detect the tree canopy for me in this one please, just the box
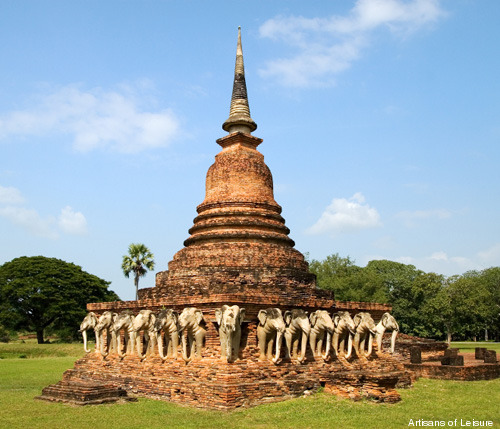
[122,243,155,300]
[0,256,119,343]
[309,253,500,342]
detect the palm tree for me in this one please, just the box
[122,243,155,300]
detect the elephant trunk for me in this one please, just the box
[93,328,99,352]
[322,331,331,361]
[332,331,340,357]
[390,329,398,354]
[226,330,233,363]
[136,332,147,360]
[82,329,90,353]
[353,333,361,358]
[272,331,283,364]
[367,333,373,356]
[298,331,308,363]
[181,334,191,363]
[345,333,353,359]
[157,332,167,361]
[117,332,126,358]
[100,330,109,357]
[376,330,384,353]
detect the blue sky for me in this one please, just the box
[1,0,499,301]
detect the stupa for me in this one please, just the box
[143,27,316,305]
[39,28,409,410]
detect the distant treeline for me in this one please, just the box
[308,254,500,342]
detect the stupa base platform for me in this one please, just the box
[35,377,136,406]
[54,353,410,410]
[405,353,500,381]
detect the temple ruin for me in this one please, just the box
[38,28,412,410]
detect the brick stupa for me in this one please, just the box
[142,28,316,305]
[39,28,408,410]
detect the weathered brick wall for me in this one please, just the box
[66,347,408,409]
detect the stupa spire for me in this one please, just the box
[222,27,257,134]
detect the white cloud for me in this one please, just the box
[259,0,445,87]
[0,185,25,205]
[0,185,88,239]
[307,192,381,236]
[0,85,180,153]
[58,206,88,235]
[0,205,58,239]
[395,208,451,227]
[478,243,500,267]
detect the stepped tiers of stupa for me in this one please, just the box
[140,129,328,306]
[40,28,410,410]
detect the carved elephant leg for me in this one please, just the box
[285,330,293,360]
[267,336,275,360]
[194,331,204,359]
[170,331,178,359]
[298,331,308,363]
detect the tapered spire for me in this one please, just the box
[222,27,257,134]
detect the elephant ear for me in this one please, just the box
[214,309,223,325]
[149,312,156,327]
[239,308,246,325]
[171,311,179,324]
[257,310,267,326]
[284,311,292,326]
[381,312,390,327]
[353,313,362,326]
[333,313,340,326]
[309,311,318,327]
[195,310,204,325]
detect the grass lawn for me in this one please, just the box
[0,341,499,429]
[452,341,500,353]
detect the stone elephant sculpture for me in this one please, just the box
[215,305,245,363]
[95,311,117,357]
[112,311,135,358]
[284,309,310,363]
[375,312,399,354]
[155,309,179,361]
[309,310,334,361]
[79,312,98,353]
[178,307,206,363]
[257,308,286,364]
[132,310,157,359]
[353,312,377,358]
[332,311,356,359]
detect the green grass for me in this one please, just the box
[451,341,500,353]
[0,340,85,359]
[0,342,499,429]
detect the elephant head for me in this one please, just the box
[332,311,356,359]
[95,311,117,357]
[257,308,286,364]
[154,309,179,361]
[353,312,377,358]
[375,312,399,354]
[309,310,334,361]
[132,310,157,359]
[215,305,246,363]
[178,307,206,363]
[112,311,135,358]
[79,312,98,353]
[284,309,310,363]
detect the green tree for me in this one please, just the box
[309,254,388,303]
[479,267,500,340]
[121,243,155,300]
[0,256,119,344]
